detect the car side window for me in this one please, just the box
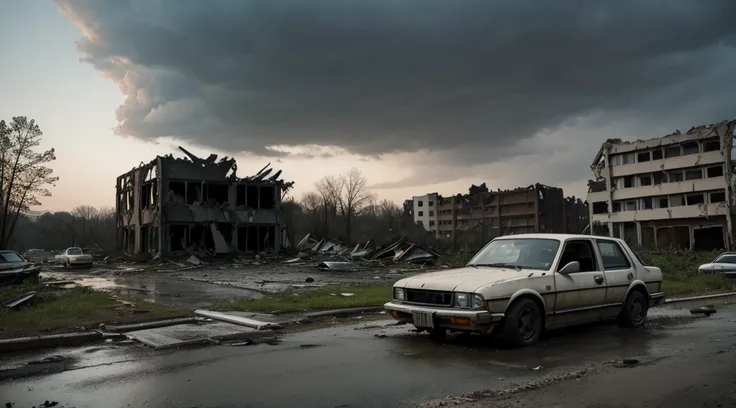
[557,240,598,272]
[596,241,631,270]
[714,255,736,264]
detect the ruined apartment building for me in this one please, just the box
[587,120,736,250]
[413,183,589,239]
[116,147,289,255]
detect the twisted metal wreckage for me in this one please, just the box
[115,146,294,256]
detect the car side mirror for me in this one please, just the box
[558,261,580,275]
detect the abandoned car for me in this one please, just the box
[0,250,41,285]
[384,233,665,347]
[56,247,93,268]
[697,252,736,278]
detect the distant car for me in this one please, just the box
[697,252,736,278]
[55,247,93,268]
[384,234,665,347]
[0,250,41,285]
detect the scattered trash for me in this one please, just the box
[186,255,202,265]
[300,344,320,349]
[330,293,354,297]
[690,305,717,316]
[305,277,315,283]
[374,333,387,338]
[317,261,361,271]
[532,366,543,371]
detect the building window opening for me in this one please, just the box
[205,183,229,205]
[653,172,664,185]
[642,198,652,210]
[707,166,724,178]
[686,193,705,205]
[624,176,634,188]
[710,192,726,203]
[658,197,669,208]
[664,146,681,158]
[637,152,651,162]
[703,139,720,152]
[652,149,663,160]
[592,201,608,214]
[670,195,685,206]
[685,169,703,180]
[682,142,699,155]
[260,185,276,209]
[246,185,259,208]
[236,185,246,206]
[186,183,201,204]
[639,175,652,186]
[669,171,683,182]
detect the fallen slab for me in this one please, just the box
[107,317,197,333]
[125,322,261,349]
[194,309,282,330]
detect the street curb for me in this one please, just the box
[108,317,197,333]
[664,292,736,304]
[0,332,101,353]
[304,306,383,318]
[0,317,197,353]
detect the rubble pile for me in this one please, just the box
[285,233,441,270]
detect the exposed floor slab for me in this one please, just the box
[125,321,259,349]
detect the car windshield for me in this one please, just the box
[714,254,736,264]
[467,238,560,271]
[0,251,25,263]
[68,247,83,255]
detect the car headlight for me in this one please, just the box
[394,288,405,300]
[456,293,469,307]
[472,294,484,309]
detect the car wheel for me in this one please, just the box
[618,290,648,328]
[427,328,447,341]
[502,298,542,347]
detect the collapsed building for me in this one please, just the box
[412,183,589,240]
[587,119,736,250]
[115,147,293,255]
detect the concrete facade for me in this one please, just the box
[587,120,736,250]
[116,147,289,255]
[411,193,440,235]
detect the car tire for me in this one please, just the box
[618,290,648,328]
[502,297,542,347]
[427,328,447,342]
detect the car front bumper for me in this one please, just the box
[384,301,504,334]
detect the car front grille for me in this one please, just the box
[405,289,453,306]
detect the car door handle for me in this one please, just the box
[594,276,604,285]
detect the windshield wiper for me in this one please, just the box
[470,263,522,271]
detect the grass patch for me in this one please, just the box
[0,284,191,339]
[211,285,393,314]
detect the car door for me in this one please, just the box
[596,239,636,317]
[551,239,607,327]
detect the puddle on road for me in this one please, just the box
[42,269,264,309]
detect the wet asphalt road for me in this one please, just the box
[2,300,735,408]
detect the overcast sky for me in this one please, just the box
[2,1,735,210]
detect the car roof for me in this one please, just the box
[494,233,624,242]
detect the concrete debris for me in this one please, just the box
[186,255,201,265]
[690,305,717,316]
[318,261,362,271]
[194,310,282,330]
[2,291,36,309]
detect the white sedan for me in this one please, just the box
[56,247,94,268]
[697,252,736,277]
[384,233,664,347]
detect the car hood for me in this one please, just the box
[0,261,36,273]
[396,266,530,292]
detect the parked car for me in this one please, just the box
[697,252,736,278]
[384,233,665,347]
[55,247,94,268]
[0,250,41,285]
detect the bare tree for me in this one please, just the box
[0,117,58,248]
[72,205,100,245]
[315,175,342,238]
[336,168,374,245]
[378,199,403,232]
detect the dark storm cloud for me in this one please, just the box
[56,0,736,169]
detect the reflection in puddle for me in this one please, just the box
[42,270,264,309]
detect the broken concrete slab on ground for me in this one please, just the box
[293,235,439,267]
[115,146,295,258]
